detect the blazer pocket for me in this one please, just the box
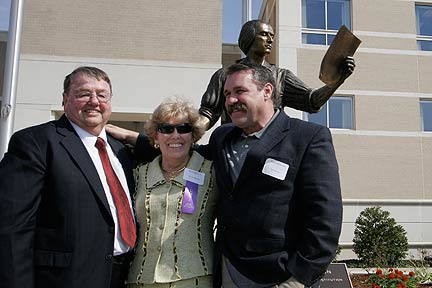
[34,249,72,267]
[245,237,285,254]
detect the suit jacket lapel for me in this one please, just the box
[216,125,240,191]
[56,115,112,215]
[251,111,291,155]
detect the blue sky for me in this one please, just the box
[223,0,263,43]
[0,0,10,31]
[1,0,263,42]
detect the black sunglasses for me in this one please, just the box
[157,123,193,134]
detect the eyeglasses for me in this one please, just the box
[157,123,192,134]
[74,91,112,103]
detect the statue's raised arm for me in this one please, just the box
[199,20,356,129]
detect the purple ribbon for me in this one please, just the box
[181,181,198,214]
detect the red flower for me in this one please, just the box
[409,271,415,277]
[395,273,401,279]
[402,275,409,282]
[376,269,383,275]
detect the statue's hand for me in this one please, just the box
[199,92,224,130]
[310,56,356,111]
[106,124,139,146]
[340,56,355,82]
[196,115,210,131]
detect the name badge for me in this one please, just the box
[181,168,205,214]
[183,168,205,185]
[262,158,289,180]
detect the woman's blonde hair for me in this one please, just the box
[144,96,206,146]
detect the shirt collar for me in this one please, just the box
[66,116,107,145]
[146,151,205,189]
[242,109,280,139]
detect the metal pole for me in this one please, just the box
[0,0,24,159]
[242,0,252,24]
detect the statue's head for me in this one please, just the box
[238,20,274,56]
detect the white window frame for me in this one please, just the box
[420,99,432,132]
[304,96,354,129]
[416,4,432,51]
[301,0,352,45]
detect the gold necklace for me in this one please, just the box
[162,166,186,181]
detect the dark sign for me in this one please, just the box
[320,263,353,288]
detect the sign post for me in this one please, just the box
[320,263,353,288]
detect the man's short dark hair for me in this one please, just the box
[63,66,112,95]
[225,62,278,105]
[238,19,272,55]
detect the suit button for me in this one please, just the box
[159,224,164,230]
[161,203,166,208]
[105,254,113,261]
[157,246,161,252]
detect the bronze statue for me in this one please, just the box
[199,19,356,128]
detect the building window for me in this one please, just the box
[416,5,432,51]
[420,100,432,131]
[305,96,353,129]
[301,0,351,45]
[222,0,263,44]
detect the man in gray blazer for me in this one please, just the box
[0,67,135,288]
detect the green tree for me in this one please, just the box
[353,206,408,267]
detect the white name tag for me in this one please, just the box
[262,158,289,180]
[183,168,205,185]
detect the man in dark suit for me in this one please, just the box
[0,67,136,288]
[204,62,342,288]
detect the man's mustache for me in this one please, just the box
[227,103,247,114]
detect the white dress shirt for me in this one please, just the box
[68,120,134,255]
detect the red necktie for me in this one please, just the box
[95,137,136,248]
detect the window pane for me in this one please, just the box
[0,0,11,31]
[307,104,327,126]
[222,0,263,44]
[302,0,325,29]
[302,0,351,46]
[328,0,351,30]
[222,0,242,43]
[421,101,432,132]
[417,40,432,51]
[252,0,263,18]
[416,5,432,36]
[302,33,326,44]
[329,97,353,129]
